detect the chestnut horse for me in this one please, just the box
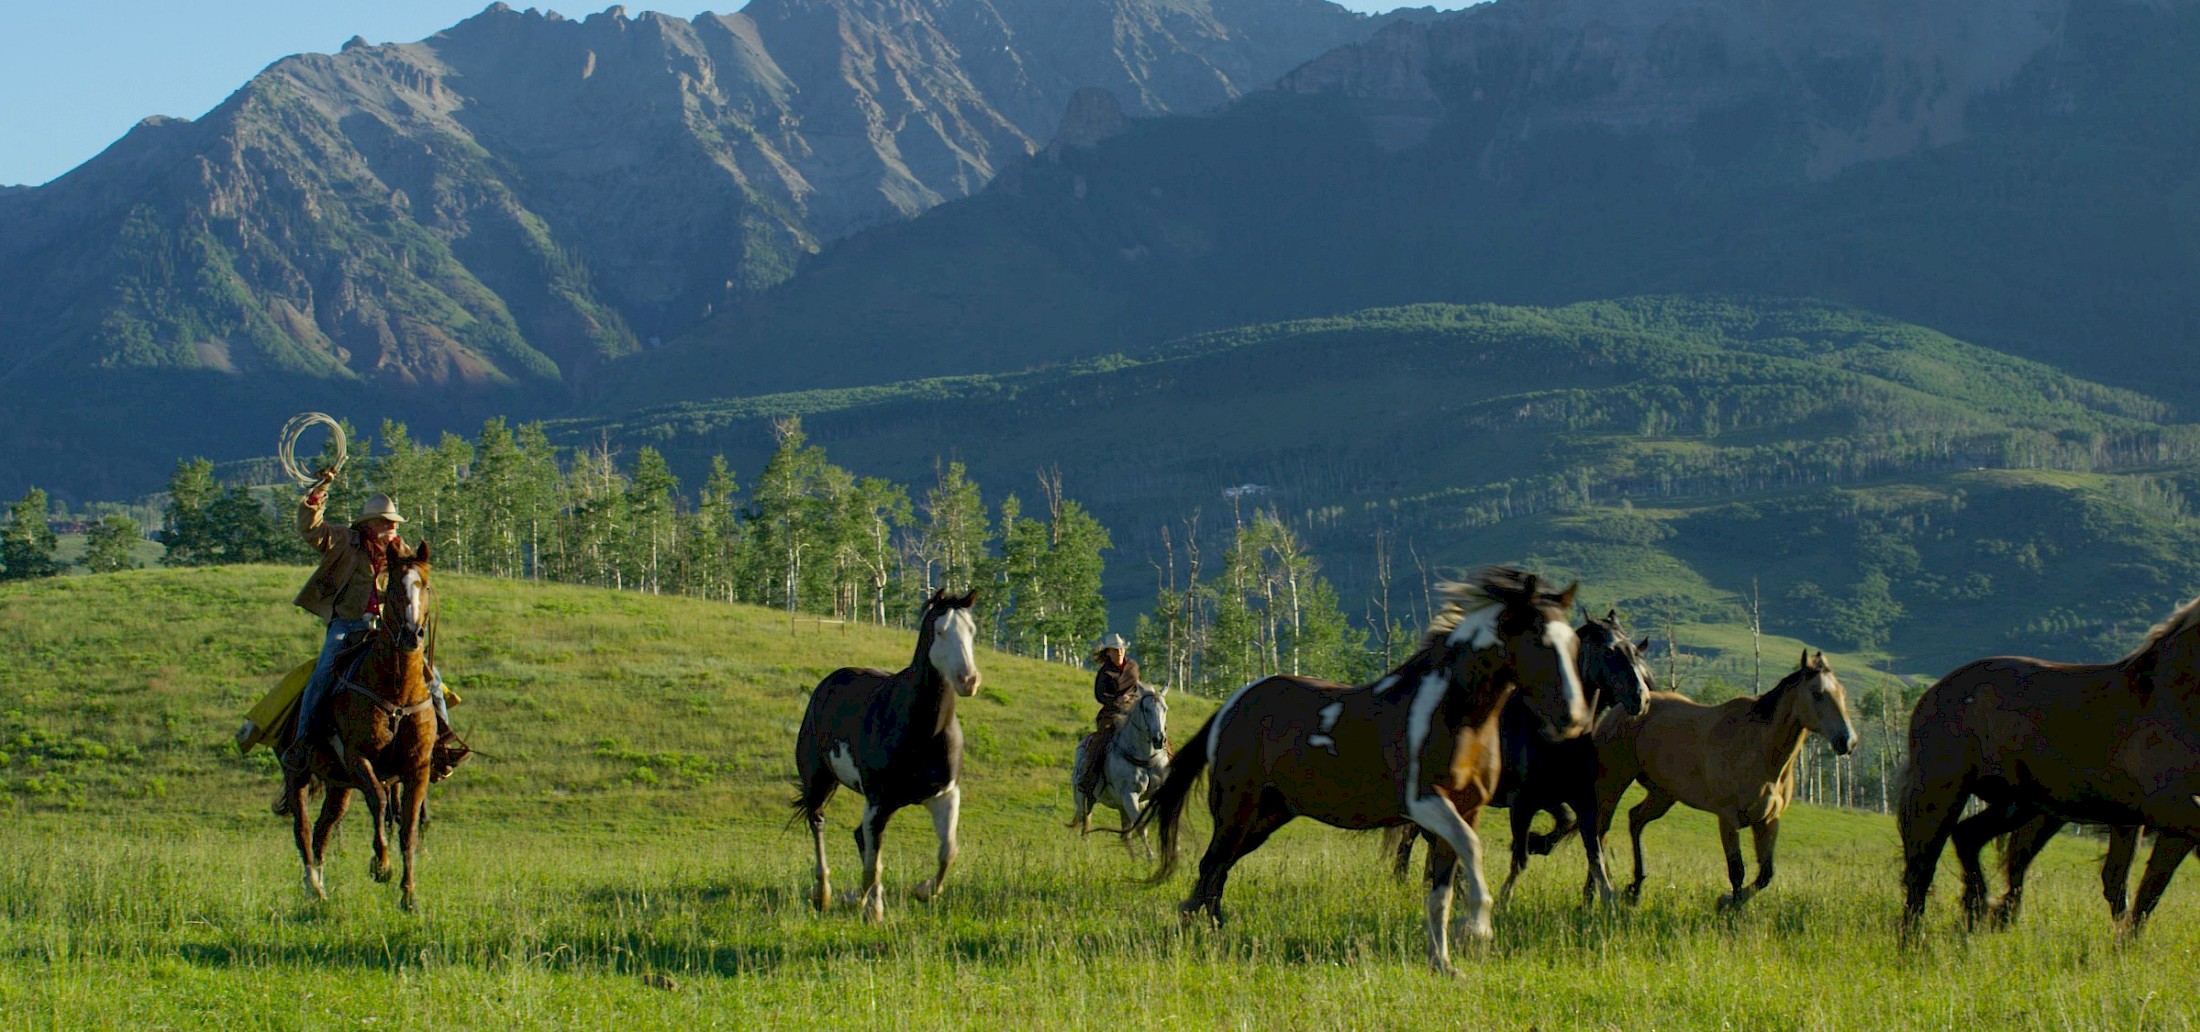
[1593,650,1856,910]
[793,589,981,923]
[1135,569,1589,973]
[287,541,438,911]
[1384,609,1654,907]
[1898,591,2200,937]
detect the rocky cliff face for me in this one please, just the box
[1277,0,2073,172]
[0,0,1406,402]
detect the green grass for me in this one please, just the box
[0,567,2194,1029]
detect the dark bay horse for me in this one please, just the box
[1593,650,1856,910]
[288,541,439,911]
[1989,818,2144,928]
[1135,570,1590,973]
[793,589,981,923]
[1898,592,2200,937]
[1384,610,1653,907]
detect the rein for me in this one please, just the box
[1110,694,1167,769]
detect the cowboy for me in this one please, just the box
[1074,632,1142,800]
[273,469,452,814]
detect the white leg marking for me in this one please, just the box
[915,783,960,901]
[1425,872,1454,973]
[857,801,885,923]
[1307,701,1345,754]
[827,742,863,792]
[1409,792,1493,944]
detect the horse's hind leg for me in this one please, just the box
[1529,801,1579,857]
[2122,832,2195,939]
[396,777,427,912]
[2103,825,2140,923]
[1386,824,1418,882]
[1624,788,1677,904]
[297,782,342,901]
[344,756,391,884]
[1897,759,1970,939]
[1725,818,1781,910]
[1951,803,2028,928]
[912,784,960,902]
[1572,779,1616,906]
[1183,788,1289,927]
[1991,815,2065,929]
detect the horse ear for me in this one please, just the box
[1154,682,1170,697]
[1605,607,1619,623]
[958,588,980,608]
[416,540,432,564]
[1813,650,1828,670]
[1556,581,1579,611]
[927,588,945,607]
[1798,648,1811,669]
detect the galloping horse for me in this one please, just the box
[1898,591,2200,937]
[1384,610,1653,907]
[287,541,439,911]
[793,589,982,923]
[1593,650,1856,910]
[1135,570,1589,974]
[1069,682,1171,858]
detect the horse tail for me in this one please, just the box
[1133,711,1215,886]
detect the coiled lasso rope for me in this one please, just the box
[278,412,348,486]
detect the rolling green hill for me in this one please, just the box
[562,297,2200,676]
[0,566,2192,1027]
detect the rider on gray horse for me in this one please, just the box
[1074,633,1141,800]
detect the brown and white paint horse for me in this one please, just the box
[1593,650,1856,910]
[1135,570,1589,973]
[792,589,981,923]
[1899,590,2200,938]
[289,542,439,911]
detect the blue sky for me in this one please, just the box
[0,1,1472,187]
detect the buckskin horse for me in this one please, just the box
[1898,591,2200,938]
[1134,569,1589,974]
[1593,650,1856,910]
[1384,609,1653,906]
[793,589,982,923]
[1069,682,1171,858]
[286,541,439,911]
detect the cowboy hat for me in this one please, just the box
[1095,632,1129,650]
[358,493,408,525]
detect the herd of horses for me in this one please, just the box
[292,554,2200,972]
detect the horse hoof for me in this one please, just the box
[912,880,940,902]
[401,893,417,914]
[304,870,327,901]
[371,862,394,885]
[810,890,831,912]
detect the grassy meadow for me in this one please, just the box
[0,567,2193,1029]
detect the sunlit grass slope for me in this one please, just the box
[0,568,2193,1029]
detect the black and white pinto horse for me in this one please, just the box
[793,589,982,923]
[1069,683,1171,857]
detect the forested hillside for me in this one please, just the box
[566,298,2200,674]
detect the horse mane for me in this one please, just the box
[1375,568,1544,700]
[2116,591,2200,670]
[1745,665,1809,722]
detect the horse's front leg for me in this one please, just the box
[1408,790,1493,970]
[1118,787,1150,860]
[2103,825,2140,923]
[2122,832,2196,939]
[397,776,427,912]
[1713,817,1748,910]
[848,801,895,923]
[345,755,392,884]
[1572,780,1615,906]
[1495,803,1533,911]
[294,776,330,901]
[912,784,960,903]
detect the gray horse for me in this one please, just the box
[1070,683,1171,857]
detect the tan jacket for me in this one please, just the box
[293,493,412,621]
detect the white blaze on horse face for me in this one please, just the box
[401,567,424,626]
[1544,619,1588,733]
[1446,605,1502,649]
[827,741,863,792]
[1307,701,1345,755]
[930,608,982,696]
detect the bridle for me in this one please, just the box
[1111,689,1167,769]
[338,561,436,740]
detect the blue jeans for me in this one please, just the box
[294,617,449,738]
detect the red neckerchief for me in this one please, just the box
[364,534,389,616]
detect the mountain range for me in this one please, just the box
[0,0,1420,496]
